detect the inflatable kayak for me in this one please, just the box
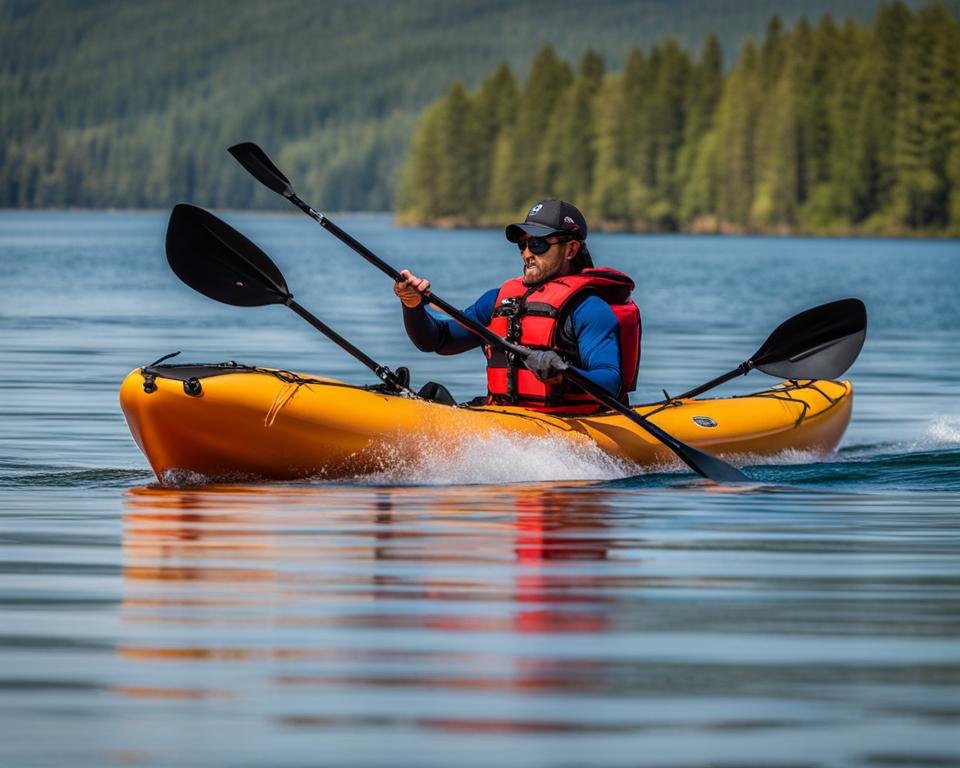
[119,361,853,483]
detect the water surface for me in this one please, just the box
[1,211,958,767]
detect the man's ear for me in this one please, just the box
[564,240,581,261]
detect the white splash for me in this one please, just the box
[352,429,640,486]
[927,415,960,446]
[883,415,960,455]
[733,447,837,467]
[158,468,212,487]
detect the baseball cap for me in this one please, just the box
[505,199,588,242]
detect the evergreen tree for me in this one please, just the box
[540,49,605,203]
[921,4,960,226]
[487,128,518,218]
[433,82,479,218]
[761,16,787,87]
[817,20,876,226]
[589,73,632,224]
[677,34,723,225]
[396,101,445,220]
[714,39,763,227]
[619,48,654,225]
[472,64,519,211]
[893,4,957,228]
[751,43,801,227]
[648,39,692,228]
[506,45,573,211]
[871,1,913,220]
[830,51,878,225]
[797,14,846,226]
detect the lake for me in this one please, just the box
[1,210,958,767]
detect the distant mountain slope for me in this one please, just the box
[0,0,924,210]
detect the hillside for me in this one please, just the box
[0,0,929,211]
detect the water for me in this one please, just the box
[1,210,958,767]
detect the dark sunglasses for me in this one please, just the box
[517,235,569,255]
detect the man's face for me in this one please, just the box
[518,235,578,286]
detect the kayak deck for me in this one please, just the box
[119,363,853,483]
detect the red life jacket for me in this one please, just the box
[485,267,641,414]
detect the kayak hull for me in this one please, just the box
[119,364,853,483]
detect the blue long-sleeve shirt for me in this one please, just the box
[402,288,622,396]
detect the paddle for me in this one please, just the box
[671,298,868,401]
[164,203,415,397]
[228,142,748,483]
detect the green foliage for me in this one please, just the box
[0,0,931,212]
[399,2,960,235]
[540,50,605,203]
[676,34,723,223]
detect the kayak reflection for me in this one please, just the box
[118,483,625,712]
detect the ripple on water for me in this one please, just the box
[2,213,960,767]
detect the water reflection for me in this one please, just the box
[116,483,960,759]
[120,484,624,708]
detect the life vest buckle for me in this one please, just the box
[499,297,520,316]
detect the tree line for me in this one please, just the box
[0,0,931,214]
[398,2,960,235]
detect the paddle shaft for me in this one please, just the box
[287,297,408,392]
[673,363,752,401]
[289,195,398,280]
[287,193,524,347]
[282,194,746,482]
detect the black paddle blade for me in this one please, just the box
[228,142,294,197]
[165,203,290,307]
[752,298,867,380]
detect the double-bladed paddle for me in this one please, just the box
[164,203,415,397]
[671,298,867,401]
[227,141,749,483]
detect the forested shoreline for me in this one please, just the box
[398,2,960,236]
[2,0,940,221]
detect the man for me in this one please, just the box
[394,199,641,413]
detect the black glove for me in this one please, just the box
[523,350,568,381]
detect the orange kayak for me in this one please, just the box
[119,362,853,483]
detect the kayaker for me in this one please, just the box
[394,199,641,414]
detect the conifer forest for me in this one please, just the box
[2,0,958,234]
[399,3,960,234]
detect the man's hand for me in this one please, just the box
[394,269,430,308]
[524,350,568,382]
